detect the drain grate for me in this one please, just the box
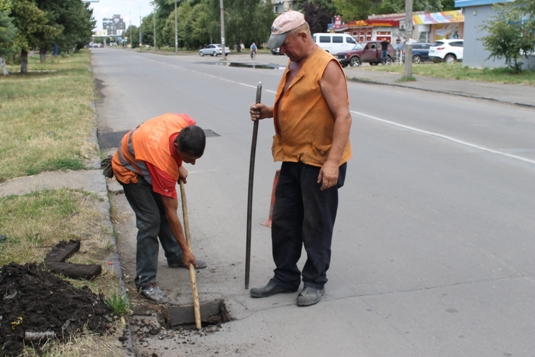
[98,129,220,149]
[98,130,130,149]
[163,299,230,329]
[203,129,220,137]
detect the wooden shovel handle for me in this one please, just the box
[179,179,201,330]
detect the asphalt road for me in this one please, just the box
[92,48,535,357]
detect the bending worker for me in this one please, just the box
[111,113,207,304]
[249,11,352,307]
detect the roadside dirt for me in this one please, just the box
[0,263,114,357]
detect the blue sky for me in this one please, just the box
[89,0,154,30]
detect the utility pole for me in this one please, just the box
[404,0,413,78]
[174,0,178,53]
[129,15,132,48]
[153,5,156,52]
[219,0,226,61]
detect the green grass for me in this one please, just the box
[105,293,132,317]
[352,62,535,86]
[0,51,97,183]
[0,51,131,357]
[0,188,109,266]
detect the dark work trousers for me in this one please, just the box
[271,161,347,290]
[120,176,183,289]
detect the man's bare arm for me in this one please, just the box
[318,60,352,190]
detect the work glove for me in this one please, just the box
[100,155,114,178]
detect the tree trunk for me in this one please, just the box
[40,47,47,63]
[0,57,8,76]
[21,49,28,74]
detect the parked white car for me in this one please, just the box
[312,33,357,55]
[428,39,463,64]
[198,44,230,57]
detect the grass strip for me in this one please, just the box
[352,62,535,85]
[0,52,97,183]
[0,188,112,268]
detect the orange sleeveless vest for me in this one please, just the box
[112,113,194,185]
[272,47,352,167]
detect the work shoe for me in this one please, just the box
[168,259,207,269]
[296,287,325,307]
[140,282,168,304]
[250,280,297,298]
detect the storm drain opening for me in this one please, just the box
[160,299,231,330]
[98,130,130,149]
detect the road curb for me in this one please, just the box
[90,71,136,357]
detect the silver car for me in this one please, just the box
[198,44,230,57]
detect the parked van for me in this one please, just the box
[312,33,357,55]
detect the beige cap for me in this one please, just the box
[266,11,306,49]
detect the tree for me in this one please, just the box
[141,13,153,46]
[125,24,140,48]
[379,0,454,14]
[10,0,52,73]
[332,0,381,22]
[479,0,535,73]
[24,0,94,62]
[51,0,95,53]
[0,8,16,76]
[224,0,275,50]
[294,0,336,34]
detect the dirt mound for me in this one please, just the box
[0,262,113,357]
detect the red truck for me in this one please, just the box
[336,41,395,67]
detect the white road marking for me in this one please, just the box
[351,110,535,165]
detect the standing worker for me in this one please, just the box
[380,38,390,64]
[111,113,207,304]
[249,10,352,307]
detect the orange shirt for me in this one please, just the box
[112,113,195,198]
[272,47,351,167]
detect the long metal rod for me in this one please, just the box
[245,82,262,289]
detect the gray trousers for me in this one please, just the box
[120,176,183,289]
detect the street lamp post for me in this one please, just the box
[153,4,156,52]
[219,0,226,60]
[127,1,143,49]
[404,0,413,78]
[175,0,178,54]
[129,13,132,48]
[139,15,142,48]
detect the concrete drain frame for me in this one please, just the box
[160,299,231,329]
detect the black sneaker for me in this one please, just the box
[140,282,168,304]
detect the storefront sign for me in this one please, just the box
[413,10,465,24]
